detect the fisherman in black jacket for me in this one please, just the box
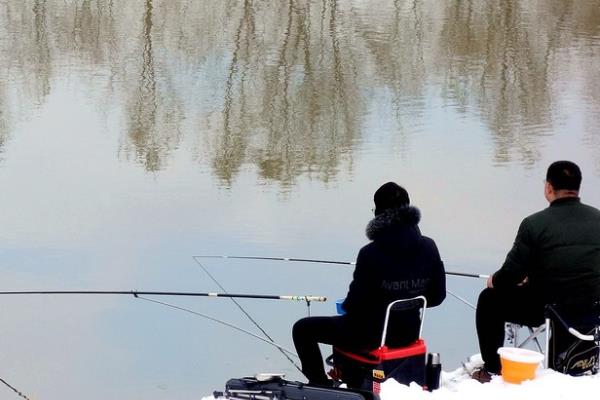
[292,182,446,386]
[472,161,600,382]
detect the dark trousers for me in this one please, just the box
[475,287,545,373]
[292,316,369,385]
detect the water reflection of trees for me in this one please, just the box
[0,0,53,158]
[566,1,600,174]
[582,48,600,175]
[2,0,600,178]
[437,0,600,166]
[210,0,362,185]
[1,0,53,106]
[0,86,7,160]
[121,0,183,172]
[349,0,429,157]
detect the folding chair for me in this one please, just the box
[506,303,599,375]
[505,323,545,353]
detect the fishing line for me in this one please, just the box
[446,289,476,311]
[0,289,319,374]
[135,295,299,357]
[192,257,303,373]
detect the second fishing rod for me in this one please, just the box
[193,255,490,279]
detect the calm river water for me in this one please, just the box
[1,0,600,398]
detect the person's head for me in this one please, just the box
[373,182,409,215]
[544,161,581,202]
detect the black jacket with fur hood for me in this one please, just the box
[341,206,446,347]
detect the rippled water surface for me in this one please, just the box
[1,0,600,398]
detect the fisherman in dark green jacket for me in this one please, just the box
[472,160,600,382]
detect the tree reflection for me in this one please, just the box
[437,0,600,166]
[438,0,550,166]
[70,0,116,66]
[0,83,7,160]
[565,1,600,174]
[349,0,428,156]
[122,0,183,172]
[1,0,600,179]
[31,0,52,104]
[0,0,53,158]
[210,0,361,185]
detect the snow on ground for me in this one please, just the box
[382,355,600,400]
[381,370,600,400]
[206,355,600,400]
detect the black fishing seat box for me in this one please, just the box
[327,296,435,393]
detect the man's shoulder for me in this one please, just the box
[519,207,557,230]
[523,207,550,221]
[524,200,600,224]
[578,201,600,215]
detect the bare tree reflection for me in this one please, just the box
[581,52,600,176]
[566,1,600,174]
[437,0,600,166]
[31,0,52,103]
[122,0,183,172]
[211,0,361,186]
[0,82,7,160]
[0,0,53,157]
[70,0,115,66]
[1,0,600,179]
[211,0,254,185]
[349,0,428,156]
[438,0,550,166]
[0,3,15,158]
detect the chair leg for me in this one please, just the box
[518,326,545,350]
[505,323,517,346]
[528,327,545,353]
[507,323,546,355]
[544,318,551,369]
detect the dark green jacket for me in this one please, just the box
[493,197,600,305]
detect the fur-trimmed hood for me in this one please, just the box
[366,206,421,241]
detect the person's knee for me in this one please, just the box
[477,287,497,309]
[292,317,312,340]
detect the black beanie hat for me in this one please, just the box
[374,182,410,215]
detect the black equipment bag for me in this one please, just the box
[546,303,600,376]
[218,376,379,400]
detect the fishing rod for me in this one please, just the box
[193,255,481,311]
[0,377,31,400]
[193,255,490,279]
[0,290,327,302]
